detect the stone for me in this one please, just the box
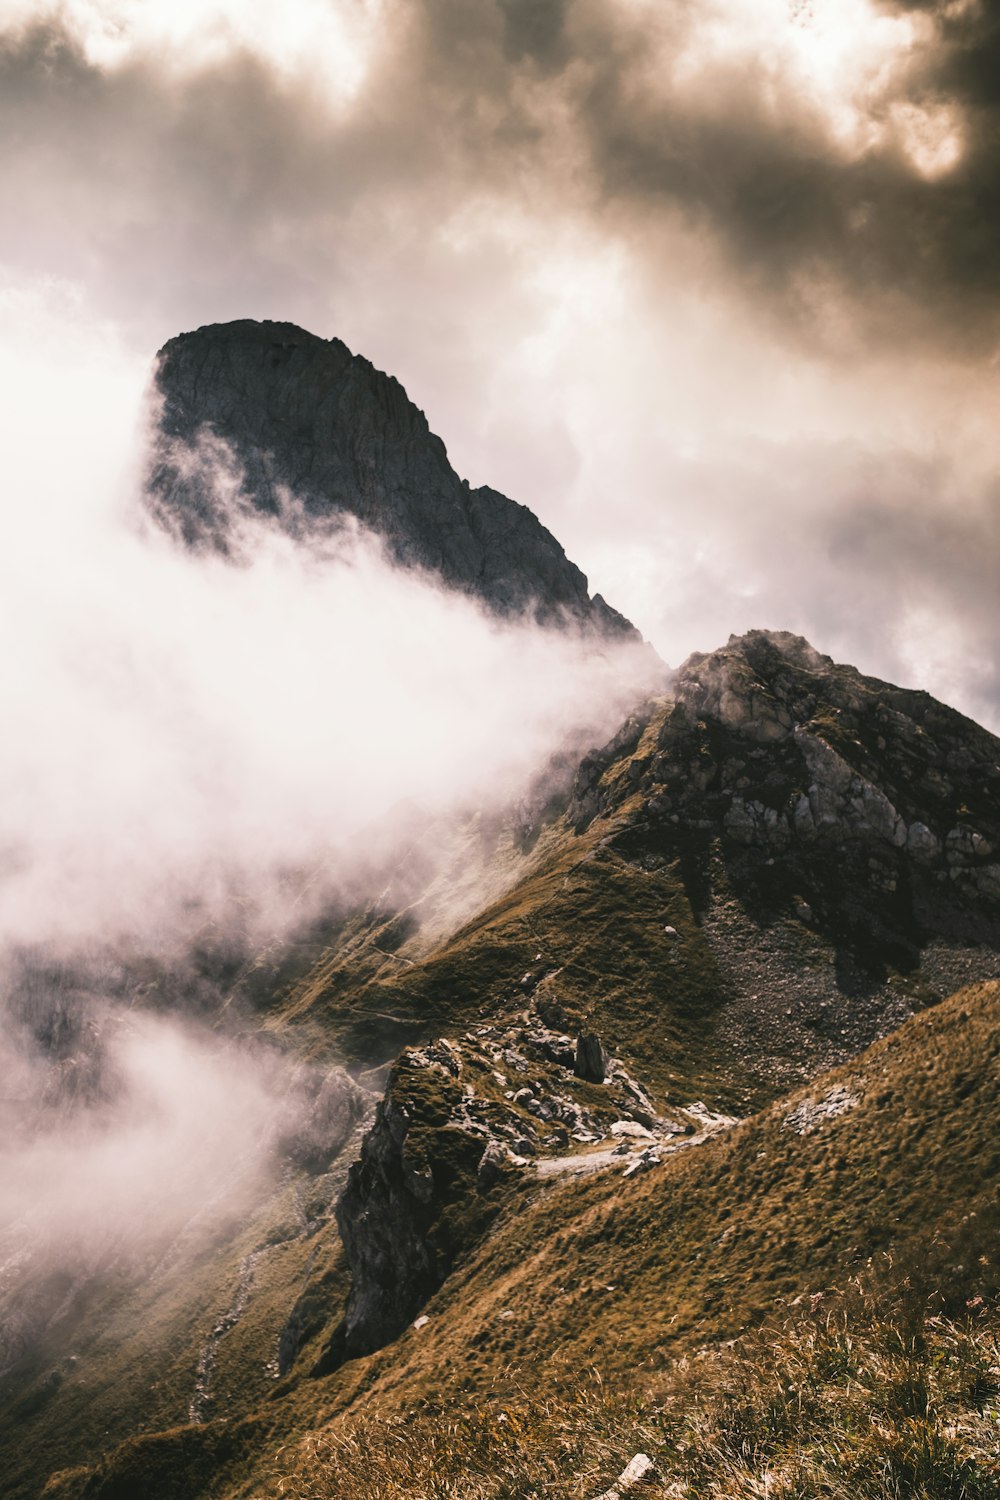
[609,1120,655,1141]
[147,320,637,636]
[784,1085,861,1136]
[622,1148,661,1178]
[574,1031,610,1083]
[476,1140,507,1192]
[592,1453,656,1499]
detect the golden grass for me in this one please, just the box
[35,983,1000,1500]
[265,1266,1000,1500]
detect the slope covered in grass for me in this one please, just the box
[47,979,1000,1499]
[276,1283,1000,1499]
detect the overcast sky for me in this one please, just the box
[3,0,1000,726]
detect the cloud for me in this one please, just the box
[0,283,657,1332]
[0,1010,278,1259]
[0,289,658,952]
[2,0,991,355]
[1,0,999,722]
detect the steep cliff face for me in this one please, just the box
[147,319,635,634]
[571,629,1000,943]
[326,1046,498,1364]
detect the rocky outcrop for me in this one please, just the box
[570,629,1000,954]
[147,320,635,634]
[574,1031,610,1083]
[318,1020,698,1366]
[319,1049,499,1366]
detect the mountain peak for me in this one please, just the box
[146,319,637,637]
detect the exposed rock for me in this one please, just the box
[575,1031,610,1083]
[783,1085,862,1136]
[147,320,636,635]
[622,1148,662,1178]
[682,1101,740,1132]
[319,1076,493,1365]
[609,1120,656,1140]
[320,1019,674,1364]
[592,1453,657,1500]
[476,1139,508,1192]
[569,628,1000,960]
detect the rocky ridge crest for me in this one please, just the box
[572,628,1000,946]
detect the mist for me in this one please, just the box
[1,316,658,953]
[0,297,659,1296]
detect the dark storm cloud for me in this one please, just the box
[497,0,571,70]
[552,0,1000,351]
[410,0,1000,350]
[3,1,1000,353]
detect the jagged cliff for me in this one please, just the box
[572,628,1000,945]
[147,319,634,634]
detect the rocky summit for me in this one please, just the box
[2,330,999,1500]
[147,319,634,634]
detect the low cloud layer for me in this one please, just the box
[0,320,655,951]
[0,1011,278,1259]
[0,294,655,1298]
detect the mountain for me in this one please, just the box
[8,629,999,1500]
[34,980,1000,1498]
[147,319,635,635]
[3,327,999,1499]
[260,628,1000,1115]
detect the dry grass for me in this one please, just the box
[267,1271,1000,1500]
[37,984,1000,1500]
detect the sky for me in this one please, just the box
[2,0,1000,726]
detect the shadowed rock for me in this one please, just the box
[574,1030,610,1083]
[147,319,637,635]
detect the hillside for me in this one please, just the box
[260,627,1000,1114]
[3,628,997,1498]
[40,978,1000,1498]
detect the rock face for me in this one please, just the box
[322,1047,497,1366]
[571,628,1000,954]
[147,319,635,634]
[574,1030,610,1083]
[321,1021,695,1366]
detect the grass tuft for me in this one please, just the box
[267,1269,1000,1500]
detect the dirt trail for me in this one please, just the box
[536,1112,735,1178]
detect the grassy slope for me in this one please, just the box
[48,979,1000,1499]
[267,813,754,1114]
[300,979,999,1402]
[265,685,1000,1119]
[270,1282,1000,1499]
